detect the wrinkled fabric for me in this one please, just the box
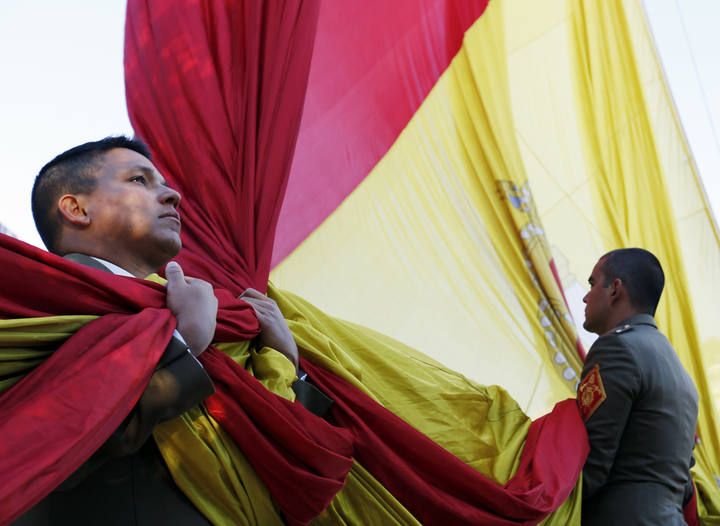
[0,237,353,525]
[0,273,587,525]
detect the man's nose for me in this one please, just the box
[159,185,181,207]
[582,293,588,304]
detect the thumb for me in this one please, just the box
[165,261,185,285]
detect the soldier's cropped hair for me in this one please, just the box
[31,136,152,253]
[600,248,665,315]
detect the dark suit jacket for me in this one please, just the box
[15,254,214,526]
[579,314,698,526]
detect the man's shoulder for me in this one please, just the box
[592,315,685,383]
[585,316,664,374]
[594,315,664,351]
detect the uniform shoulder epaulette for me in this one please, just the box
[613,324,633,335]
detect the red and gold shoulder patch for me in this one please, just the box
[578,364,607,421]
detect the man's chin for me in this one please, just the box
[168,241,182,259]
[156,237,182,262]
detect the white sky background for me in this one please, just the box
[644,0,720,228]
[0,0,718,248]
[0,1,132,246]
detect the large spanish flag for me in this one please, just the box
[1,0,718,523]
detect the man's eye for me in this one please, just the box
[130,175,147,184]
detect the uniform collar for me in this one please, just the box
[63,253,137,278]
[617,313,657,330]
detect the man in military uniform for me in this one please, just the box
[579,248,698,525]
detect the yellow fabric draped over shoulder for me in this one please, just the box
[0,315,97,392]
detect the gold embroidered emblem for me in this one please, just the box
[578,364,606,421]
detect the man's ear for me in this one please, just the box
[58,194,90,227]
[608,278,623,301]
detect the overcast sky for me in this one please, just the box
[0,0,718,248]
[644,0,720,227]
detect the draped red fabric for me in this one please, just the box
[0,234,259,337]
[202,351,354,525]
[302,360,588,525]
[0,234,353,525]
[0,308,172,524]
[124,0,320,293]
[683,480,700,526]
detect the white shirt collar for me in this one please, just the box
[89,256,135,278]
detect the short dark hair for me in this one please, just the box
[31,136,151,253]
[600,248,665,315]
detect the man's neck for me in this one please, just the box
[600,307,642,335]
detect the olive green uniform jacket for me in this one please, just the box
[579,314,698,525]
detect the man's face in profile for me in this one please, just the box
[582,258,612,335]
[81,148,183,265]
